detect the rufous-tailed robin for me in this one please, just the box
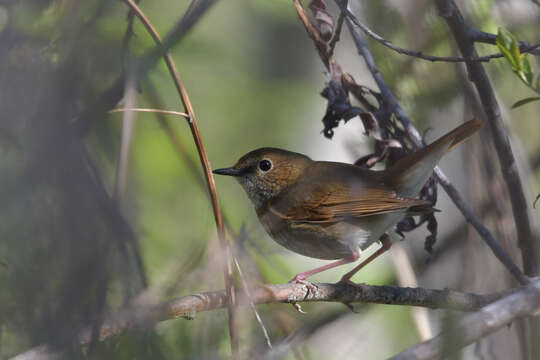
[214,119,482,286]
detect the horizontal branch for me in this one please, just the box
[392,279,540,359]
[89,282,511,342]
[10,282,518,360]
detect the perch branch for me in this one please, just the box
[65,282,517,343]
[9,282,520,360]
[120,0,238,353]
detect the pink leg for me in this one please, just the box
[291,249,361,290]
[340,235,392,283]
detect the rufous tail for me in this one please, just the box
[386,118,482,197]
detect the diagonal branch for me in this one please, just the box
[120,0,238,354]
[435,0,539,278]
[335,0,529,285]
[392,279,540,360]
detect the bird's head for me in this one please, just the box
[213,147,312,209]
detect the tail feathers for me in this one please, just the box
[386,118,482,197]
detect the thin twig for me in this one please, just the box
[339,0,529,285]
[391,279,540,360]
[109,108,190,119]
[233,257,273,349]
[292,0,331,69]
[121,0,140,60]
[334,2,540,63]
[435,0,538,277]
[113,74,137,201]
[468,28,540,56]
[120,0,238,354]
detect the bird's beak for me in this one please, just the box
[213,167,243,176]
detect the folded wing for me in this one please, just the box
[267,162,430,224]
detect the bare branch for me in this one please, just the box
[333,2,540,63]
[338,0,529,285]
[468,28,540,56]
[435,0,539,277]
[392,280,540,360]
[109,108,190,119]
[120,0,238,353]
[233,257,273,349]
[10,282,517,360]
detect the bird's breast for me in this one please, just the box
[257,209,401,260]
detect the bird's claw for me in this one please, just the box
[289,277,318,295]
[291,302,306,314]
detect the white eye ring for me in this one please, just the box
[258,159,272,172]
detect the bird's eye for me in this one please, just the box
[258,159,272,172]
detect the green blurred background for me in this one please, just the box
[0,0,539,359]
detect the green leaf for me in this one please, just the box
[497,27,513,51]
[497,27,519,70]
[520,56,534,86]
[511,96,540,109]
[497,27,539,94]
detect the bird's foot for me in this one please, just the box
[291,302,307,314]
[289,275,318,295]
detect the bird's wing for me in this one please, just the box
[267,163,431,224]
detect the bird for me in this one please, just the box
[213,119,482,286]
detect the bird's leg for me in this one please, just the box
[290,250,361,292]
[340,234,392,283]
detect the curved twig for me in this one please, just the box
[120,0,238,353]
[109,107,190,119]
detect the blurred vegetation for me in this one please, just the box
[0,0,538,359]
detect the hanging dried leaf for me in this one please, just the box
[395,176,439,254]
[321,62,364,138]
[309,0,334,41]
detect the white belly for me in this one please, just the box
[338,212,405,252]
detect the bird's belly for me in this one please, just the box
[259,212,405,260]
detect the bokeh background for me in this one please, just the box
[0,0,539,359]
